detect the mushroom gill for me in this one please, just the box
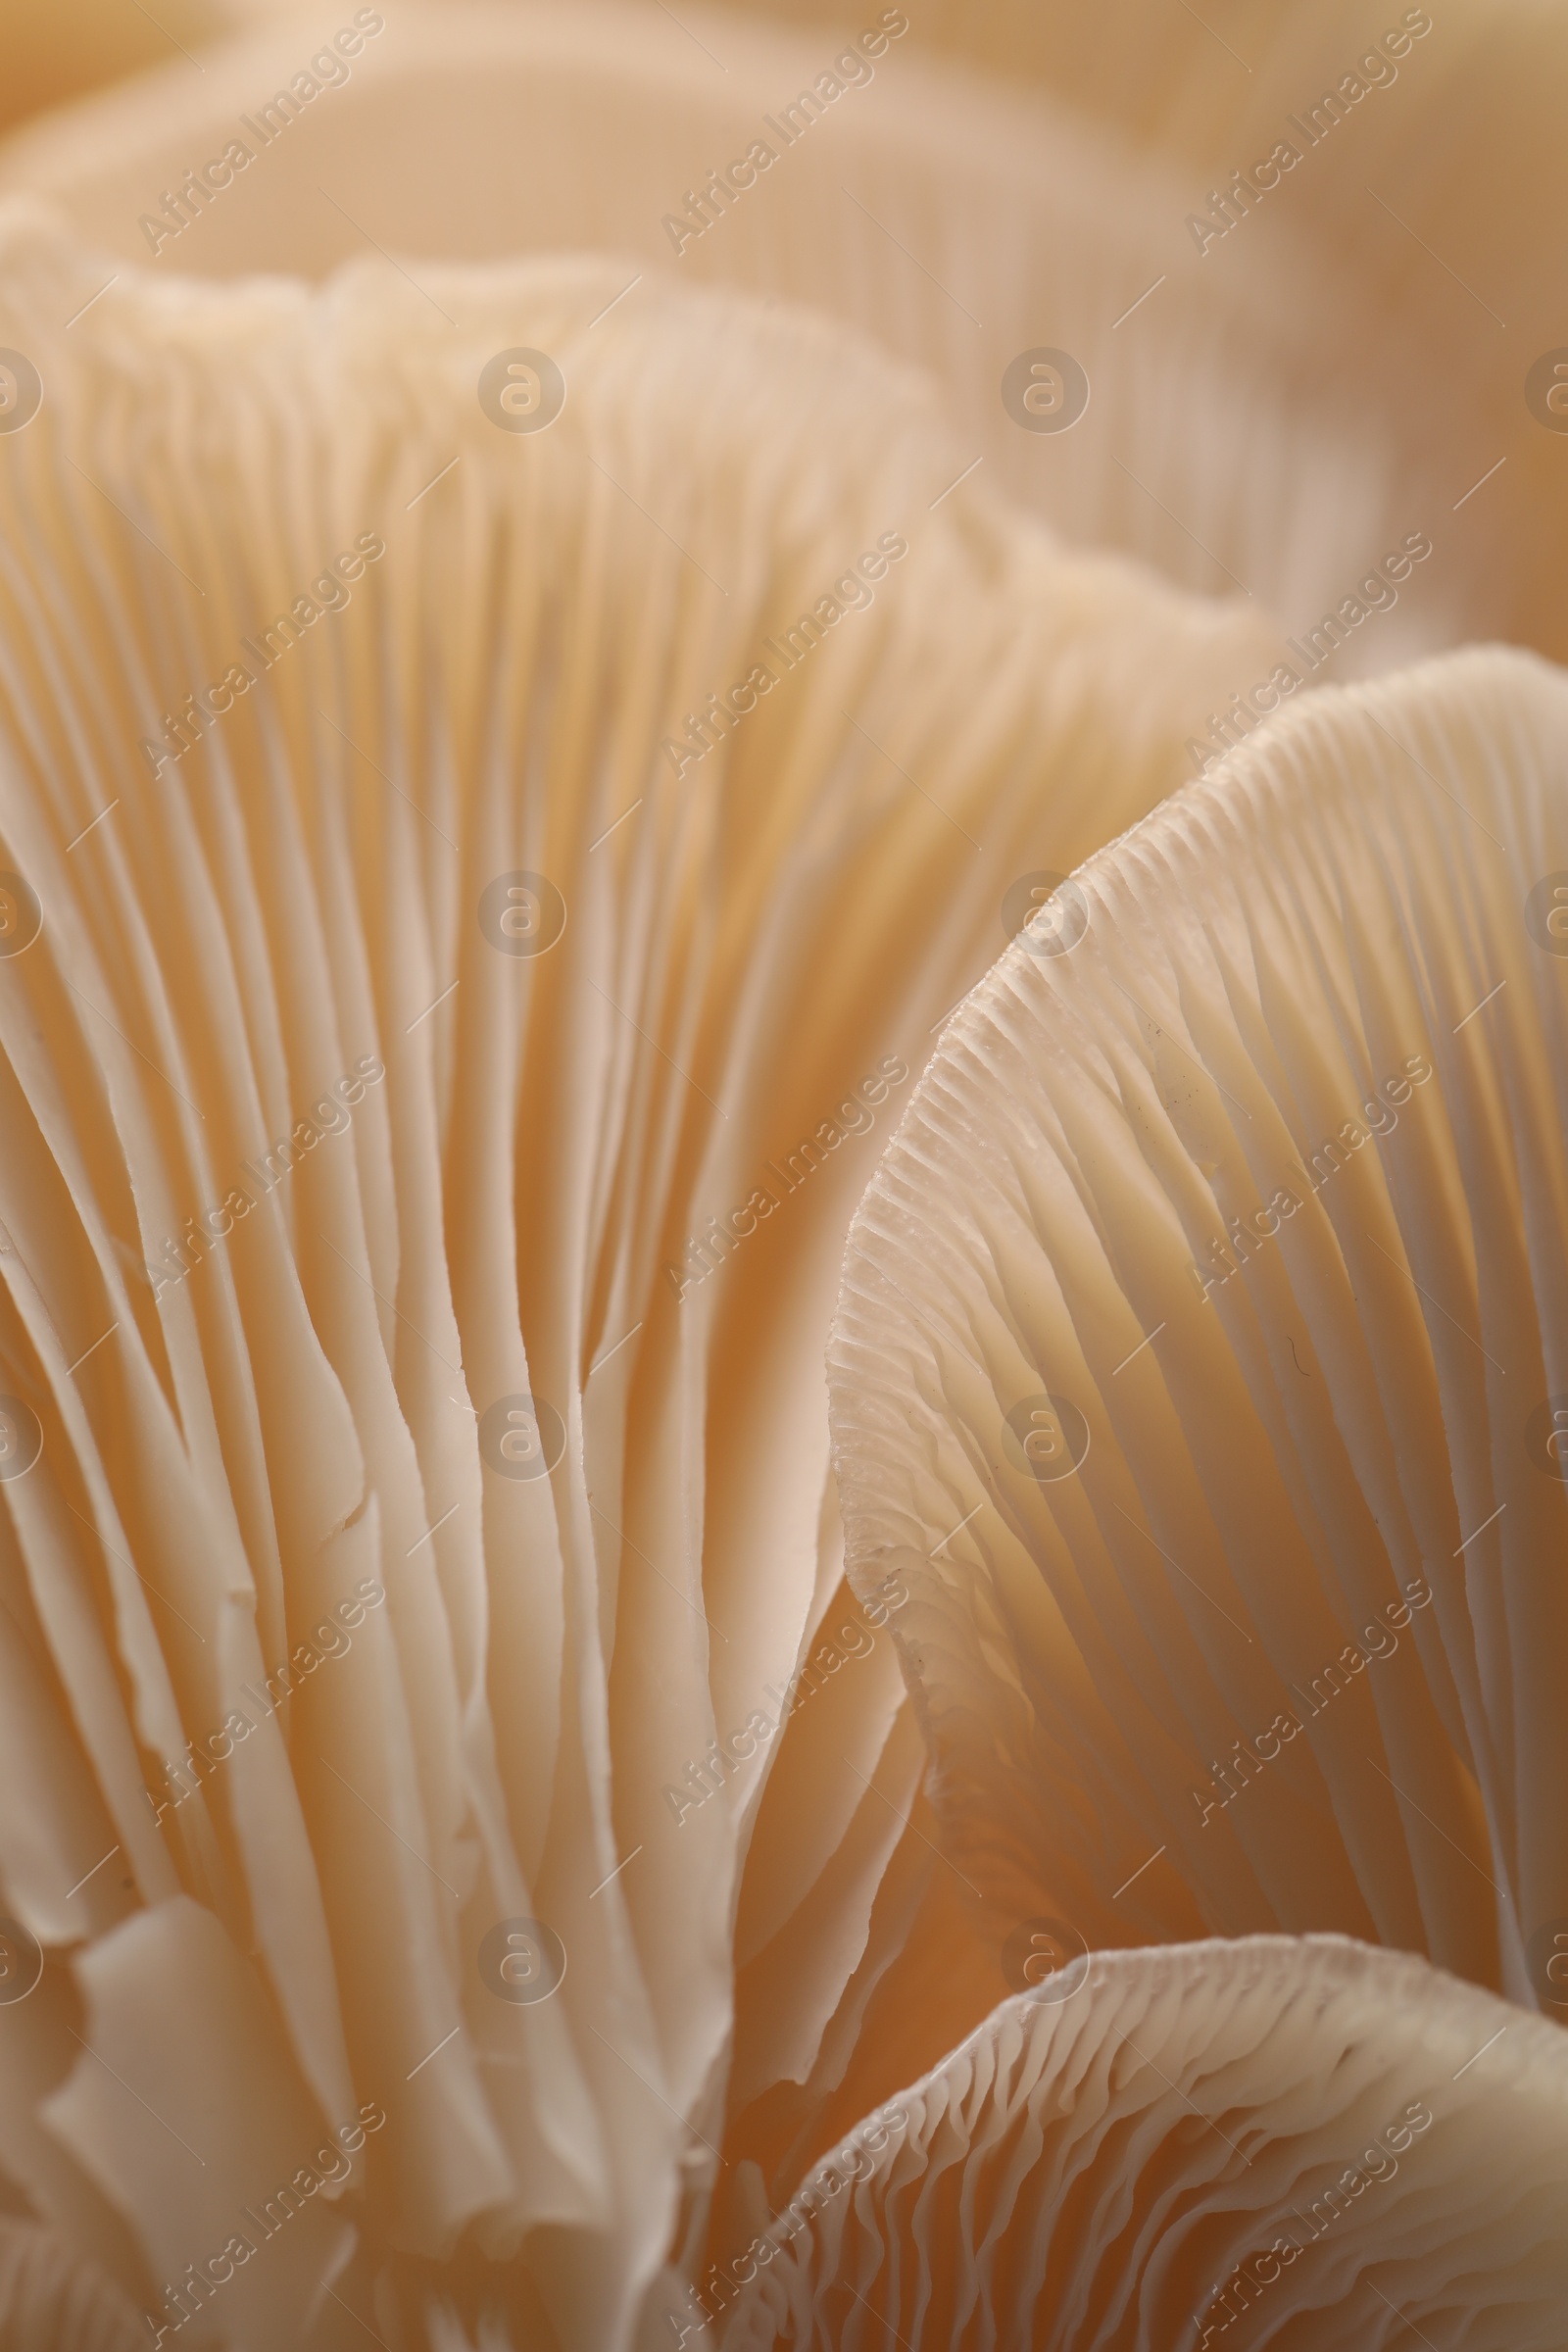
[0,0,1463,661]
[712,0,1568,671]
[715,1935,1568,2349]
[829,645,1568,2009]
[0,213,1277,2347]
[0,2215,145,2351]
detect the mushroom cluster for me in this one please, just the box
[0,7,1559,2350]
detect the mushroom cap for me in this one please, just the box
[654,0,1568,669]
[716,1934,1568,2350]
[0,0,1467,662]
[0,214,1276,2344]
[830,644,1568,2008]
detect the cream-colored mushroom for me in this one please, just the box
[0,0,1461,664]
[830,644,1568,2010]
[712,0,1568,671]
[716,1935,1568,2349]
[0,213,1276,2345]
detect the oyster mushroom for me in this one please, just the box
[0,215,1275,2345]
[0,0,1463,661]
[829,643,1568,2008]
[714,0,1568,669]
[716,1935,1568,2349]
